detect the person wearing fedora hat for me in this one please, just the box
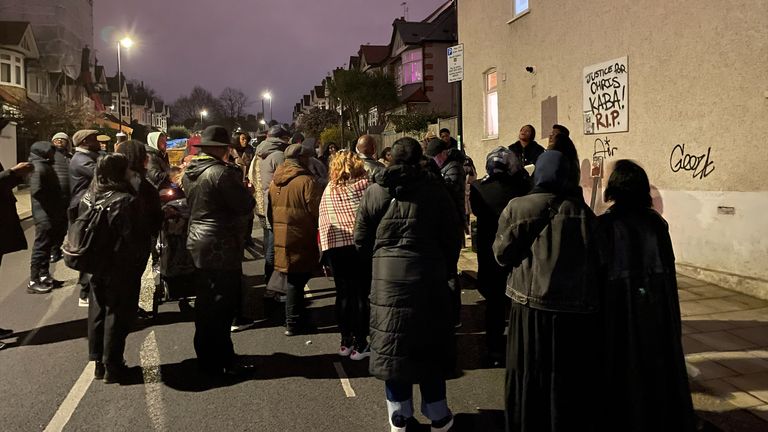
[182,125,255,377]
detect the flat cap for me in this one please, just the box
[285,143,315,159]
[72,129,99,146]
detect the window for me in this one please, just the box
[511,0,530,21]
[0,51,24,87]
[484,69,499,138]
[400,49,423,86]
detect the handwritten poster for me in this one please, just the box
[582,56,628,135]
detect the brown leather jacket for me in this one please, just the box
[268,160,322,273]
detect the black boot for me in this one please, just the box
[27,278,52,294]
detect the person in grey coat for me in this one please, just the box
[27,141,67,294]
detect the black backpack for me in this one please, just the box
[62,195,119,275]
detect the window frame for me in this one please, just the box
[483,68,499,139]
[0,50,24,88]
[508,0,530,24]
[399,48,423,86]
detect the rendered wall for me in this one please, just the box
[458,0,768,295]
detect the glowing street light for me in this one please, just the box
[262,91,273,123]
[200,109,208,125]
[116,36,134,133]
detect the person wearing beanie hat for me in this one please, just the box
[50,132,72,262]
[493,150,598,432]
[354,136,461,431]
[69,129,101,307]
[268,141,323,336]
[182,125,255,376]
[26,141,67,294]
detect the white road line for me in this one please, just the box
[140,330,167,432]
[333,361,356,398]
[43,362,94,432]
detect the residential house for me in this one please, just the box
[458,0,768,296]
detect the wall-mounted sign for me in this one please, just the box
[583,56,628,135]
[447,44,464,83]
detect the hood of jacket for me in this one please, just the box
[255,137,288,159]
[445,148,465,164]
[532,150,569,194]
[29,141,54,162]
[375,164,425,199]
[184,155,223,181]
[272,160,311,187]
[146,132,163,151]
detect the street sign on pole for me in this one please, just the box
[447,44,464,83]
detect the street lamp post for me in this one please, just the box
[200,109,208,127]
[116,37,133,133]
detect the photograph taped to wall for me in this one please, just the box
[583,56,628,134]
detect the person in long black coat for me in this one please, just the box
[469,146,531,366]
[354,137,461,432]
[50,132,71,262]
[593,160,696,432]
[27,141,67,293]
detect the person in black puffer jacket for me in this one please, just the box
[182,125,255,377]
[27,141,67,293]
[354,137,460,432]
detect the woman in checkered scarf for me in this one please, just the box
[318,151,373,360]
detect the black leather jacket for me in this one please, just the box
[182,154,255,271]
[493,191,597,313]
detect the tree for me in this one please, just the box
[327,69,399,138]
[320,125,355,148]
[12,100,98,141]
[298,107,339,138]
[171,86,223,125]
[389,111,446,134]
[167,125,191,140]
[219,87,251,120]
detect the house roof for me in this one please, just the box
[399,83,430,104]
[360,45,390,66]
[349,56,360,70]
[314,85,325,99]
[303,95,310,106]
[388,4,456,56]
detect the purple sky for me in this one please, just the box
[93,0,447,122]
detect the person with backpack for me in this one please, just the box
[70,154,143,383]
[27,141,67,294]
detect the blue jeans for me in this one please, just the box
[263,227,274,284]
[385,379,451,423]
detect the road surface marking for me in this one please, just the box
[333,361,356,398]
[43,362,94,432]
[140,330,168,432]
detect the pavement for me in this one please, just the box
[14,187,31,221]
[1,220,766,431]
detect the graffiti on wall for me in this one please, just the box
[583,56,628,135]
[590,137,619,179]
[669,143,716,180]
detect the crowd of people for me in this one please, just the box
[0,121,696,432]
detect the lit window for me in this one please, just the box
[484,69,499,138]
[514,0,529,16]
[400,49,423,86]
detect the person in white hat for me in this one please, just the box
[50,132,72,262]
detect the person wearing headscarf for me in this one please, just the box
[145,132,171,190]
[354,137,460,432]
[593,160,696,431]
[27,141,67,294]
[469,147,531,366]
[493,150,598,432]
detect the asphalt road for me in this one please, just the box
[0,221,505,432]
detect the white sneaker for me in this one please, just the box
[78,298,89,307]
[231,322,253,333]
[350,344,370,360]
[339,338,353,357]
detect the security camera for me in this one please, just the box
[525,66,536,74]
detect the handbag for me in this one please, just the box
[266,270,288,294]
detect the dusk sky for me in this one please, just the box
[93,0,448,123]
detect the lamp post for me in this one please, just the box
[200,109,208,127]
[262,91,273,123]
[116,37,133,133]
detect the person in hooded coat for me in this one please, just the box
[493,150,598,432]
[145,132,172,190]
[469,147,531,366]
[593,160,696,432]
[27,141,67,294]
[354,137,460,432]
[268,144,323,335]
[183,125,255,377]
